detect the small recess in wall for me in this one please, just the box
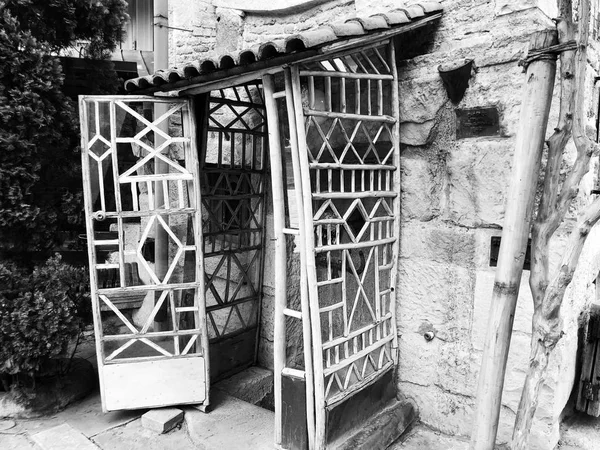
[489,236,531,270]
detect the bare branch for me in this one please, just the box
[530,18,577,309]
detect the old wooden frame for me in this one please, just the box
[200,83,269,380]
[81,31,402,450]
[263,39,400,450]
[79,95,211,411]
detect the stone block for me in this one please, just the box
[399,221,476,269]
[214,366,274,410]
[397,381,474,438]
[141,408,184,434]
[399,77,447,125]
[400,120,436,146]
[32,423,99,450]
[400,150,442,222]
[329,399,417,450]
[446,139,513,227]
[397,259,475,340]
[186,391,274,449]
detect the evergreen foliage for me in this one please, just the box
[0,0,128,254]
[0,254,90,378]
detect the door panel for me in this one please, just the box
[79,95,210,411]
[198,84,268,380]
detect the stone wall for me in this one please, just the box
[164,1,600,448]
[394,1,600,448]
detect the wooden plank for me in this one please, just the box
[285,66,318,449]
[325,368,394,444]
[289,64,327,449]
[209,327,257,381]
[299,70,393,80]
[387,39,401,358]
[304,109,396,123]
[79,98,108,411]
[186,95,212,407]
[577,309,598,412]
[282,375,309,450]
[587,339,600,416]
[103,357,206,410]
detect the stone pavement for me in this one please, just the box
[0,393,470,450]
[389,424,470,450]
[0,389,274,450]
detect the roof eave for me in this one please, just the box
[130,11,442,96]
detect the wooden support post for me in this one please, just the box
[153,0,169,326]
[262,74,287,447]
[469,29,558,450]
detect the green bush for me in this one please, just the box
[0,255,90,379]
[0,1,128,254]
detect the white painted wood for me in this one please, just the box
[79,96,210,413]
[262,73,287,447]
[103,357,206,410]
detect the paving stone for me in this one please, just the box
[1,433,40,450]
[31,423,99,450]
[390,424,470,450]
[92,418,196,450]
[185,391,274,450]
[141,408,184,434]
[0,419,16,431]
[14,391,143,438]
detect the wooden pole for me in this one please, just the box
[284,67,317,449]
[469,29,558,450]
[153,0,169,325]
[262,74,287,447]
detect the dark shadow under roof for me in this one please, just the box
[124,1,442,95]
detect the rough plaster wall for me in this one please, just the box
[165,0,600,447]
[396,2,600,449]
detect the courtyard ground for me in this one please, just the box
[1,332,595,449]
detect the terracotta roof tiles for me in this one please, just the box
[124,2,442,93]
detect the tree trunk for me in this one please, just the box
[512,329,552,449]
[512,0,599,446]
[470,29,558,450]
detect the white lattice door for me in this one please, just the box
[79,96,210,411]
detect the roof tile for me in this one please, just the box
[124,1,442,92]
[379,10,411,25]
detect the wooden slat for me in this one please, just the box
[263,73,288,446]
[299,70,393,80]
[285,66,318,450]
[304,109,396,123]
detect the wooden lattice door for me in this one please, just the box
[264,40,401,449]
[198,84,268,380]
[79,96,210,411]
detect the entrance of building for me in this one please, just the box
[78,5,444,444]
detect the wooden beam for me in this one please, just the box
[469,29,558,450]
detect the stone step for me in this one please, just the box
[329,399,417,450]
[214,366,274,410]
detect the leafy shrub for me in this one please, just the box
[0,255,90,378]
[0,1,128,254]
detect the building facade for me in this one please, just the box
[80,0,600,448]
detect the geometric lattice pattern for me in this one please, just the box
[80,97,207,364]
[299,43,399,405]
[200,84,267,346]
